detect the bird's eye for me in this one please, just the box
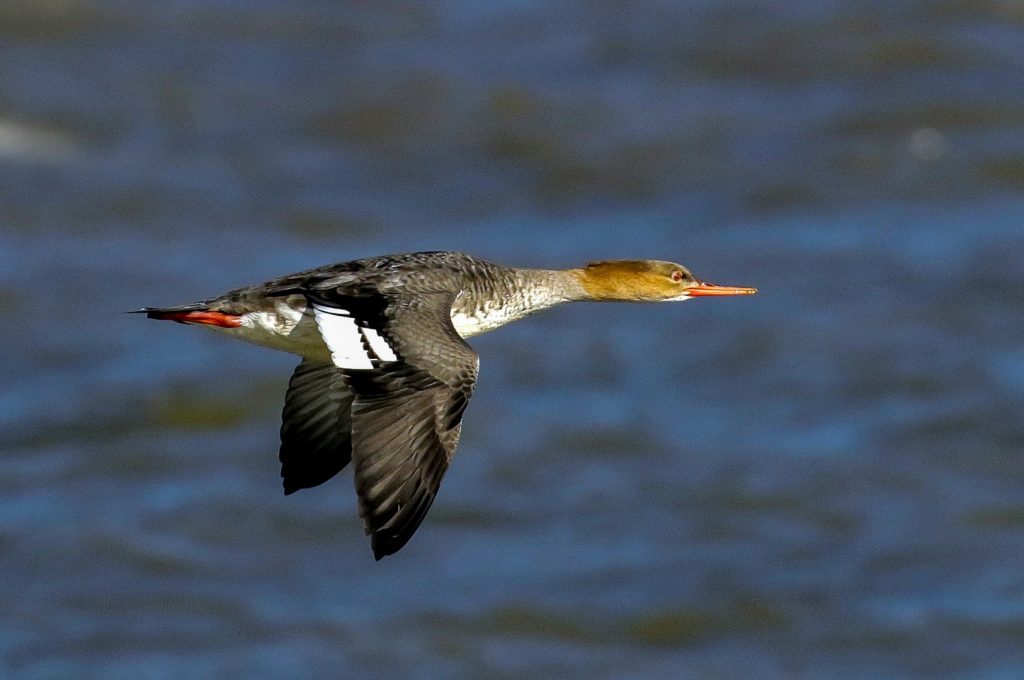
[670,271,684,282]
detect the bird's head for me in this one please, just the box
[574,260,757,302]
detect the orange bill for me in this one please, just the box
[687,281,758,297]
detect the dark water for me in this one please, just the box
[2,1,1024,678]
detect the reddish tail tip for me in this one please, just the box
[144,309,242,328]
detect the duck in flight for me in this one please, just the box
[139,251,756,559]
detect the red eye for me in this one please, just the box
[671,271,684,282]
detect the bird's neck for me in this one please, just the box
[450,267,587,338]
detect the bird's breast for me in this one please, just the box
[449,295,537,338]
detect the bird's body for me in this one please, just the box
[140,251,755,559]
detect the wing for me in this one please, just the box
[279,359,355,495]
[307,284,479,560]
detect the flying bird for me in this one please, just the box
[139,251,756,559]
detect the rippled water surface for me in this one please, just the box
[2,2,1024,678]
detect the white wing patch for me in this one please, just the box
[362,327,399,362]
[313,305,373,370]
[312,304,398,370]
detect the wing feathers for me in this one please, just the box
[350,384,458,559]
[305,285,479,558]
[279,360,354,495]
[313,305,375,370]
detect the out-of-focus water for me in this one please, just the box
[1,1,1023,678]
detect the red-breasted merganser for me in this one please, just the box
[139,251,756,559]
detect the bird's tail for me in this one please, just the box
[131,305,242,328]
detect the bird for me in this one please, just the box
[138,251,756,559]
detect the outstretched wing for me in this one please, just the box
[279,359,355,495]
[307,284,479,559]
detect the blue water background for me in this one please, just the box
[1,2,1023,678]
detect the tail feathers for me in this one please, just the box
[134,305,242,328]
